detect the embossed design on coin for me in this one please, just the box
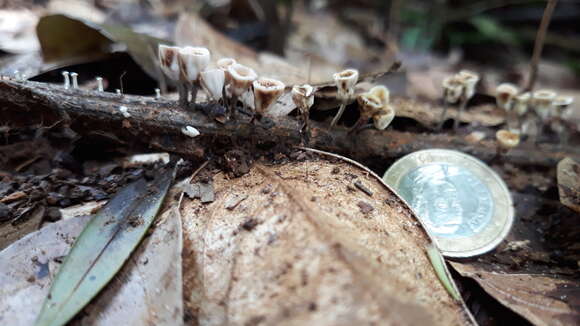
[383,149,514,258]
[398,163,493,238]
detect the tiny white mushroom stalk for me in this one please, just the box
[495,83,519,131]
[200,68,225,103]
[227,63,257,118]
[62,71,70,90]
[330,69,359,128]
[252,77,285,122]
[291,84,315,134]
[438,76,463,130]
[178,46,211,108]
[454,70,480,130]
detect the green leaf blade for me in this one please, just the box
[35,170,173,326]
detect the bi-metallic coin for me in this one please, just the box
[383,149,514,258]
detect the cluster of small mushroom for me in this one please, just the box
[158,44,285,121]
[494,84,575,145]
[440,70,480,130]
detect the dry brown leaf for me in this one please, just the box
[450,262,580,326]
[0,207,183,325]
[181,153,473,325]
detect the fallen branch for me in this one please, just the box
[0,79,578,168]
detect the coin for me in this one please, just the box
[383,149,514,257]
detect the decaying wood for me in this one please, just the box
[0,79,578,168]
[181,156,474,325]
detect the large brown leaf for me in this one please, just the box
[451,262,580,326]
[181,151,473,325]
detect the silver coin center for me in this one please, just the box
[398,163,493,238]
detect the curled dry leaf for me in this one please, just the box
[0,207,183,325]
[181,152,473,325]
[450,262,580,326]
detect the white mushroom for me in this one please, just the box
[200,68,225,102]
[253,78,285,120]
[330,68,359,127]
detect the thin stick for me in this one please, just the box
[525,0,558,92]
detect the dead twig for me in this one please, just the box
[525,0,559,92]
[0,78,578,169]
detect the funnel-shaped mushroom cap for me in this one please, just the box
[253,78,286,114]
[496,129,520,149]
[368,85,390,105]
[158,44,181,81]
[228,63,258,96]
[442,76,464,104]
[292,84,315,112]
[333,69,359,98]
[200,68,226,101]
[495,83,518,111]
[178,46,210,82]
[533,89,557,119]
[373,105,395,130]
[357,93,383,119]
[457,70,480,99]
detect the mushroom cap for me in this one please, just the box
[178,46,211,82]
[158,44,181,81]
[333,69,359,98]
[368,85,390,105]
[217,58,237,83]
[253,77,286,114]
[357,93,383,119]
[532,89,557,119]
[514,92,531,116]
[228,63,258,96]
[457,70,480,99]
[496,129,520,149]
[373,105,395,130]
[442,76,463,104]
[200,68,226,101]
[554,95,574,107]
[495,83,519,111]
[292,84,315,112]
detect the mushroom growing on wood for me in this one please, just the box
[217,57,237,104]
[227,63,257,118]
[178,46,210,108]
[351,85,394,132]
[454,70,480,130]
[438,76,463,130]
[496,129,520,156]
[252,77,285,122]
[330,68,359,128]
[291,84,315,134]
[200,68,225,103]
[158,44,184,104]
[495,83,519,131]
